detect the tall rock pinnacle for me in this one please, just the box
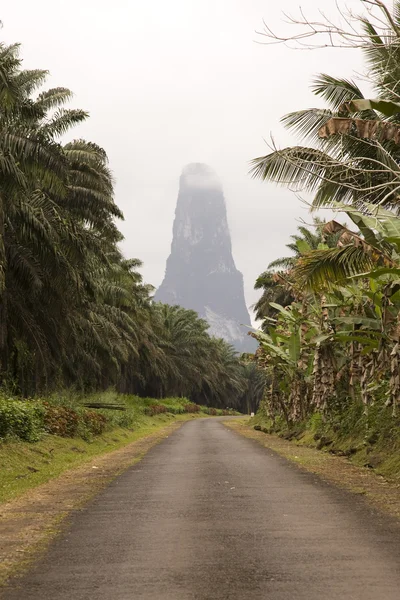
[155,163,256,353]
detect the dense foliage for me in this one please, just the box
[251,1,400,426]
[0,393,239,443]
[0,42,262,412]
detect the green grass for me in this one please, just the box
[251,401,400,480]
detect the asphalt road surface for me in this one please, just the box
[4,418,400,600]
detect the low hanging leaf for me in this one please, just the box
[293,245,375,291]
[333,316,381,329]
[313,333,334,345]
[341,98,400,118]
[269,302,297,322]
[258,340,294,365]
[349,268,400,280]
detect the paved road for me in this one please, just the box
[4,418,400,599]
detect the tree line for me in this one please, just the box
[251,0,400,425]
[0,41,264,411]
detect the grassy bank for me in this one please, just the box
[0,392,233,503]
[251,401,400,481]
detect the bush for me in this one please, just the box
[162,405,184,414]
[144,404,168,416]
[0,398,44,442]
[202,407,217,416]
[103,408,136,429]
[43,403,79,437]
[184,403,201,413]
[82,410,107,436]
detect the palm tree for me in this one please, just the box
[254,271,294,325]
[252,205,400,422]
[268,219,326,270]
[251,4,400,214]
[0,42,131,392]
[0,39,258,410]
[254,219,341,324]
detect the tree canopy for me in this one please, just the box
[0,41,259,412]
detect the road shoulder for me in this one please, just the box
[224,419,400,520]
[0,420,186,589]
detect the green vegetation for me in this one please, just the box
[251,400,400,480]
[0,391,238,443]
[250,0,400,473]
[0,41,265,413]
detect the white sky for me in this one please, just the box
[1,0,369,321]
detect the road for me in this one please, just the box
[4,418,400,599]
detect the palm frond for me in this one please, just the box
[294,246,375,291]
[312,74,364,110]
[250,146,337,192]
[281,108,333,143]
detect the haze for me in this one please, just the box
[1,0,365,321]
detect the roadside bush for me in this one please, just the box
[0,389,226,443]
[43,403,79,437]
[164,406,184,414]
[82,410,107,436]
[184,403,201,413]
[202,407,218,416]
[103,408,136,429]
[144,404,168,416]
[0,398,44,442]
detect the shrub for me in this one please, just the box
[308,412,323,433]
[82,410,107,436]
[162,405,184,414]
[144,404,168,416]
[184,403,201,413]
[0,398,44,442]
[43,403,79,437]
[103,408,136,429]
[202,407,218,415]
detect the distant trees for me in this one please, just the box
[0,41,255,411]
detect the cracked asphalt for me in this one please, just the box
[4,417,400,599]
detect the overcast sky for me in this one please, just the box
[2,0,368,321]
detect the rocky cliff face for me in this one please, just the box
[155,164,256,353]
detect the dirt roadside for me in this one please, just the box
[0,420,185,589]
[224,419,400,520]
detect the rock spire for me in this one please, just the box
[155,163,255,353]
